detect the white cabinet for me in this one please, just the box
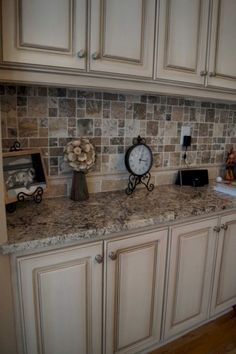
[15,242,103,354]
[89,0,156,77]
[207,0,236,90]
[210,213,236,316]
[104,229,168,354]
[164,218,218,339]
[1,0,87,70]
[1,0,155,77]
[155,0,210,85]
[155,0,236,90]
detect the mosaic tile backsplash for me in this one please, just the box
[1,83,236,195]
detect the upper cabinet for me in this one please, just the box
[207,0,236,90]
[155,0,236,91]
[89,0,156,77]
[155,0,210,85]
[0,0,235,95]
[1,0,87,70]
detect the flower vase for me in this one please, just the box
[71,171,89,201]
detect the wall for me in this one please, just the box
[0,106,7,243]
[0,255,17,354]
[1,83,236,196]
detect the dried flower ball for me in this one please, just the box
[64,138,96,172]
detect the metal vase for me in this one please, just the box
[71,171,89,201]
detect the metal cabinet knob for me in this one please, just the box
[209,71,216,77]
[108,252,117,261]
[77,49,86,58]
[213,226,221,233]
[200,70,207,76]
[92,52,100,60]
[221,224,228,231]
[95,255,103,264]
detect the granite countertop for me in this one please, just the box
[2,184,236,254]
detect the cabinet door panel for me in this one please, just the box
[17,243,103,354]
[90,0,155,77]
[207,0,236,90]
[117,244,156,348]
[164,218,218,339]
[105,229,167,354]
[35,261,88,354]
[102,0,143,62]
[2,0,86,70]
[19,0,72,51]
[211,214,236,316]
[155,0,209,85]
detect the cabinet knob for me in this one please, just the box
[200,70,207,76]
[209,71,216,77]
[95,255,103,264]
[213,226,221,233]
[92,52,100,60]
[221,224,228,231]
[77,49,86,58]
[108,252,117,261]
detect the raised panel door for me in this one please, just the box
[164,218,218,339]
[105,229,168,354]
[155,0,210,85]
[1,0,87,70]
[210,213,236,316]
[16,242,103,354]
[89,0,156,77]
[207,0,236,90]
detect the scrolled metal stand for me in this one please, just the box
[17,186,44,204]
[125,172,154,195]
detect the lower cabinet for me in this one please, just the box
[104,229,168,354]
[210,214,236,316]
[15,242,103,354]
[13,213,236,354]
[163,218,218,339]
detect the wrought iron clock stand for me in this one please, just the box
[125,172,154,195]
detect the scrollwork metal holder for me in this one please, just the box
[6,187,44,213]
[17,186,44,204]
[125,172,154,195]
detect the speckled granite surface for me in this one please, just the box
[2,184,236,254]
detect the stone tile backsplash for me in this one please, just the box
[1,83,236,195]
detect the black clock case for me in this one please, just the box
[125,143,153,176]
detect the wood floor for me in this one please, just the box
[149,310,236,354]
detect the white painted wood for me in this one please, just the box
[90,0,155,77]
[0,67,236,102]
[0,108,7,244]
[20,0,71,51]
[207,0,236,90]
[164,218,218,339]
[210,213,236,316]
[1,0,86,70]
[155,0,210,85]
[105,229,168,354]
[16,242,103,354]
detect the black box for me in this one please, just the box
[175,169,209,187]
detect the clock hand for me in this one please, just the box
[139,158,147,162]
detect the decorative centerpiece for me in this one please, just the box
[64,138,95,201]
[224,147,236,181]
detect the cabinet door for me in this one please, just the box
[16,242,103,354]
[207,0,236,90]
[89,0,155,77]
[211,213,236,316]
[1,0,86,70]
[164,218,218,339]
[155,0,210,85]
[105,229,167,354]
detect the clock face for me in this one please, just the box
[126,143,153,176]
